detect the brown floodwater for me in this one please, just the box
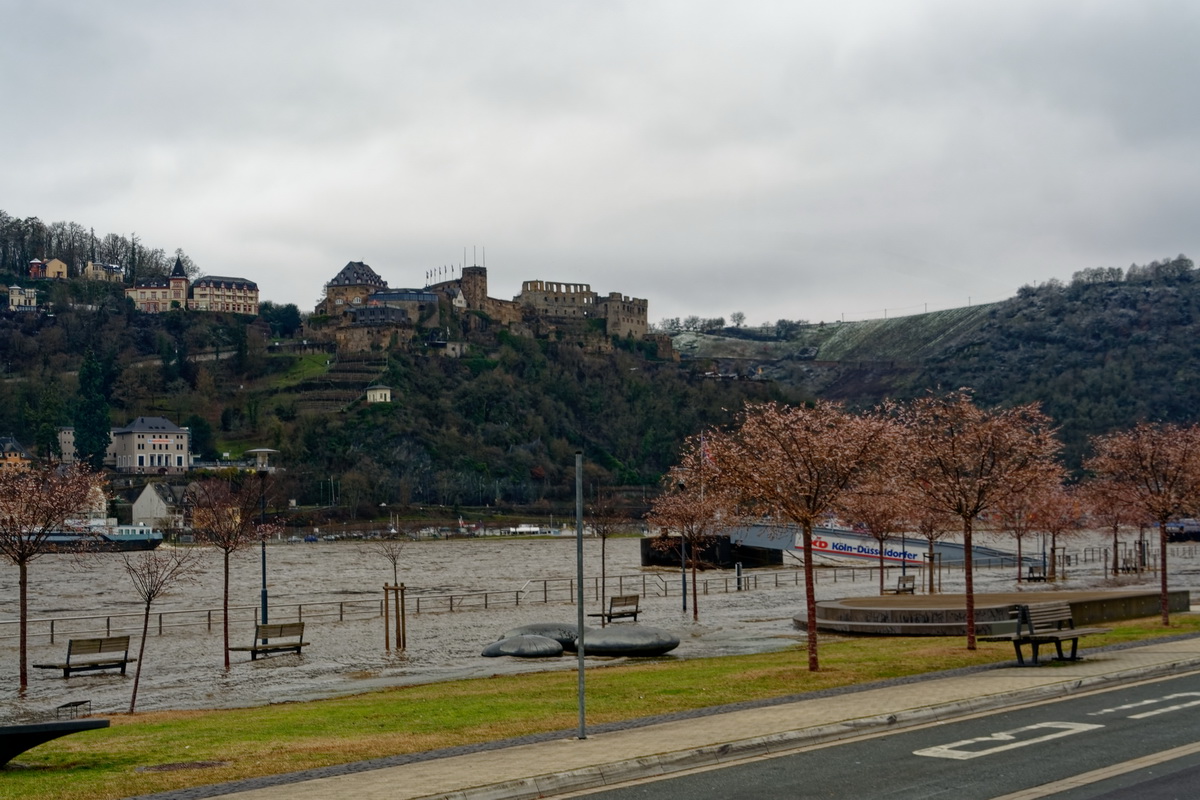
[0,534,1189,722]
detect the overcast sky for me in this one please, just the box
[3,1,1198,325]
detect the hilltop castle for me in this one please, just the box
[310,261,666,357]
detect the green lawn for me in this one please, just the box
[6,615,1200,800]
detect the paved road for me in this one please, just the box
[568,670,1200,799]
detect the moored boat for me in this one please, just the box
[42,525,164,553]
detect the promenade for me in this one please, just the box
[176,634,1200,800]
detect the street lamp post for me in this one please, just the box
[246,448,278,638]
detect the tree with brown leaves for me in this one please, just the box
[894,391,1061,650]
[836,467,915,595]
[912,506,957,594]
[190,478,266,669]
[995,489,1040,583]
[1031,483,1083,580]
[0,462,102,691]
[1085,422,1200,625]
[706,401,893,671]
[647,441,730,622]
[1080,477,1144,576]
[122,547,200,713]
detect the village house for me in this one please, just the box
[0,437,31,471]
[82,261,125,282]
[126,257,259,315]
[131,482,190,529]
[58,416,192,474]
[28,258,68,279]
[7,285,37,312]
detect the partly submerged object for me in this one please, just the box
[581,626,680,657]
[481,634,564,658]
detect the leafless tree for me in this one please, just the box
[189,479,265,669]
[121,548,201,713]
[894,391,1061,650]
[589,490,632,625]
[369,522,417,586]
[1086,423,1200,625]
[0,462,102,691]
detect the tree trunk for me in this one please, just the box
[964,517,976,651]
[600,536,608,628]
[223,549,231,670]
[130,602,151,714]
[18,559,28,692]
[1160,520,1170,626]
[1050,532,1059,580]
[928,538,936,594]
[877,541,886,595]
[1016,536,1023,582]
[1112,525,1120,577]
[802,522,819,671]
[690,550,699,623]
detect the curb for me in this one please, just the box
[429,655,1200,800]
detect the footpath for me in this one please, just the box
[171,636,1200,800]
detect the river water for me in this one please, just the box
[0,534,1194,722]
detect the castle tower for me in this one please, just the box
[459,266,488,310]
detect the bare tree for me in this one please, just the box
[647,442,729,622]
[121,548,200,713]
[0,462,102,690]
[1086,423,1200,625]
[707,401,893,670]
[369,524,414,586]
[894,392,1061,650]
[190,479,265,669]
[589,490,632,625]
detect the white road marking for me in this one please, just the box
[987,739,1200,800]
[1089,692,1200,719]
[913,722,1103,761]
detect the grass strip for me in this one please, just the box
[5,615,1200,800]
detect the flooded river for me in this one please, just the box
[0,534,1192,722]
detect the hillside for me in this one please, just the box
[676,256,1200,466]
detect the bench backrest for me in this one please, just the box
[255,622,304,639]
[609,595,639,610]
[1014,603,1074,635]
[68,636,130,657]
[897,575,915,587]
[1028,566,1045,575]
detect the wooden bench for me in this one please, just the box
[587,595,640,623]
[32,636,135,678]
[883,575,916,595]
[1026,565,1047,582]
[228,622,309,660]
[980,602,1108,666]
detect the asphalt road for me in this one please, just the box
[570,670,1200,800]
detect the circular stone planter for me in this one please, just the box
[581,626,680,657]
[481,634,564,658]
